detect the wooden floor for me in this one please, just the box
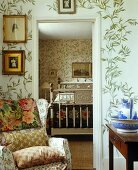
[68,135,93,170]
[73,169,95,170]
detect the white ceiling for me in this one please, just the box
[38,22,92,40]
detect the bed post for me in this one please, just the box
[50,83,54,131]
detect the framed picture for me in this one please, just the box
[2,50,25,75]
[72,62,92,78]
[58,0,76,14]
[49,69,57,78]
[3,15,27,43]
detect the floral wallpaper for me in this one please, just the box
[0,0,137,127]
[0,0,35,99]
[39,39,92,84]
[0,0,138,167]
[97,0,138,120]
[39,39,92,98]
[0,0,137,117]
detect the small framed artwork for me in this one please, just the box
[3,15,27,43]
[2,50,25,75]
[58,0,76,14]
[72,62,92,78]
[49,69,57,78]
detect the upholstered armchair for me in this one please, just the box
[0,98,72,170]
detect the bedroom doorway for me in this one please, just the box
[39,22,93,170]
[33,16,102,170]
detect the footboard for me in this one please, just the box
[50,103,93,136]
[49,81,93,136]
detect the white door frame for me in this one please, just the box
[32,15,102,170]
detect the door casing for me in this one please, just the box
[32,15,102,170]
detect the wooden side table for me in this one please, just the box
[106,124,138,170]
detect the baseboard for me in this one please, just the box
[103,157,138,170]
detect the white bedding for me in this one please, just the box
[54,93,74,104]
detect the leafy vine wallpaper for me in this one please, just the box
[0,0,35,99]
[0,0,138,168]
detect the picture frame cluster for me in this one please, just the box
[2,15,27,75]
[2,0,77,75]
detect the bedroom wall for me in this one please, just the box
[39,39,92,98]
[0,0,138,169]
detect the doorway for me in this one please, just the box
[39,21,93,169]
[33,16,102,170]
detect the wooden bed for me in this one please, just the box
[49,81,93,136]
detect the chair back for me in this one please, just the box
[37,99,49,128]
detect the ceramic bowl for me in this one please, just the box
[117,110,138,120]
[111,118,138,133]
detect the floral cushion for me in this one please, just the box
[13,146,66,169]
[0,98,41,132]
[1,128,48,152]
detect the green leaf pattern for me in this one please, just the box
[77,0,138,118]
[0,0,35,99]
[0,0,138,120]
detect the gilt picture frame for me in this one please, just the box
[3,15,27,43]
[2,50,25,75]
[58,0,76,14]
[72,62,92,78]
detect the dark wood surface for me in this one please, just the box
[107,124,138,142]
[106,124,138,170]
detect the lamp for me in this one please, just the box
[41,82,50,99]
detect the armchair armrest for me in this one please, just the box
[0,146,16,170]
[48,137,72,170]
